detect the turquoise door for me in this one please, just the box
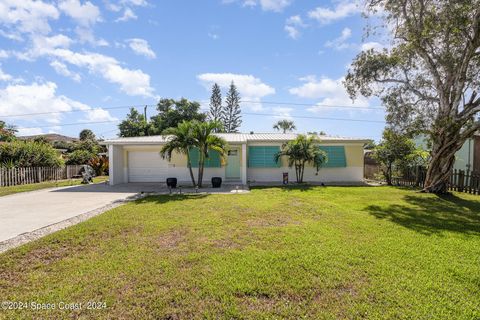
[226,148,241,179]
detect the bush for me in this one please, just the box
[0,140,63,167]
[66,150,95,165]
[88,156,109,176]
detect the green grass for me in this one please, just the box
[0,186,479,319]
[0,176,108,197]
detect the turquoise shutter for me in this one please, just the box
[188,148,221,168]
[319,146,347,167]
[248,146,281,168]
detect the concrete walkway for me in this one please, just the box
[0,183,139,243]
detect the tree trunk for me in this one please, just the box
[385,163,392,186]
[299,162,305,183]
[423,139,459,194]
[186,154,196,187]
[198,151,205,188]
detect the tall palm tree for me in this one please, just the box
[192,120,228,187]
[160,121,197,187]
[274,134,327,183]
[273,119,296,133]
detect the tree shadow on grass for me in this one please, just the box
[365,193,480,235]
[133,193,210,205]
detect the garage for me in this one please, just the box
[127,151,170,182]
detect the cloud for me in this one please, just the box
[289,76,370,112]
[22,35,154,97]
[126,38,156,59]
[82,108,118,122]
[0,81,91,123]
[284,15,306,39]
[308,1,361,25]
[0,68,13,82]
[16,127,45,136]
[115,8,137,22]
[325,27,353,50]
[50,60,81,82]
[361,41,386,51]
[225,0,292,12]
[197,73,275,111]
[58,0,101,26]
[0,0,60,35]
[271,107,293,119]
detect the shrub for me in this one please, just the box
[88,156,109,176]
[66,150,95,165]
[0,140,63,167]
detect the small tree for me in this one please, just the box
[273,119,296,133]
[160,121,198,187]
[79,129,96,141]
[373,129,417,185]
[209,83,223,131]
[192,121,228,187]
[222,82,242,133]
[275,135,327,183]
[150,98,206,135]
[0,121,17,142]
[66,149,96,165]
[118,108,150,137]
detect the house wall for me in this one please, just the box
[109,142,365,185]
[246,142,365,183]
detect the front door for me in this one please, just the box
[226,148,240,179]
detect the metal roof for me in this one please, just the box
[103,133,370,145]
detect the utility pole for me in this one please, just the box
[144,105,148,120]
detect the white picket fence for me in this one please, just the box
[0,165,84,187]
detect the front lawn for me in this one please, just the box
[0,187,479,319]
[0,176,108,197]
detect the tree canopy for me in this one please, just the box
[345,0,480,193]
[223,82,242,133]
[118,108,150,137]
[150,98,206,135]
[273,119,296,133]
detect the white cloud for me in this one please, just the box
[308,1,361,25]
[0,0,60,34]
[284,15,306,39]
[115,8,137,22]
[82,108,118,122]
[361,41,386,51]
[289,76,370,112]
[16,127,45,136]
[0,81,90,123]
[58,0,101,26]
[0,67,12,81]
[75,27,109,46]
[225,0,292,12]
[271,107,293,119]
[208,32,219,40]
[22,35,154,97]
[325,27,353,50]
[50,60,81,82]
[197,73,275,111]
[126,38,156,59]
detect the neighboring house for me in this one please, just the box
[104,133,368,186]
[415,133,480,172]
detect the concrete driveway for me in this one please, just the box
[0,183,145,243]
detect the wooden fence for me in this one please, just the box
[0,165,84,187]
[392,167,480,195]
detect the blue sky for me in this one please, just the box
[0,0,387,140]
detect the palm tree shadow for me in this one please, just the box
[365,193,480,235]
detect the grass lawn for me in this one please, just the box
[0,186,479,319]
[0,176,109,197]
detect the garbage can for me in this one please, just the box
[283,172,288,185]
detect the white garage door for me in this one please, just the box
[128,151,170,182]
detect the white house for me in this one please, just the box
[104,133,369,186]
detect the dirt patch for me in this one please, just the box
[156,228,188,250]
[246,216,301,228]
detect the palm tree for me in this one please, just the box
[192,120,229,187]
[160,121,197,187]
[273,119,296,133]
[274,134,327,183]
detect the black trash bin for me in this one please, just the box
[166,177,177,188]
[211,177,222,188]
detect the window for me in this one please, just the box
[228,150,238,156]
[188,148,221,168]
[248,146,281,168]
[319,146,347,167]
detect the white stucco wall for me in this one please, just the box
[109,145,125,185]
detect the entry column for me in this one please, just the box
[241,143,247,185]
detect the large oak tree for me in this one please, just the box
[345,0,480,193]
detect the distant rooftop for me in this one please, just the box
[103,132,370,145]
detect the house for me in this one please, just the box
[415,133,480,172]
[103,133,369,186]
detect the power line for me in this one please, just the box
[0,101,385,118]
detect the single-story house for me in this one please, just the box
[104,133,369,186]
